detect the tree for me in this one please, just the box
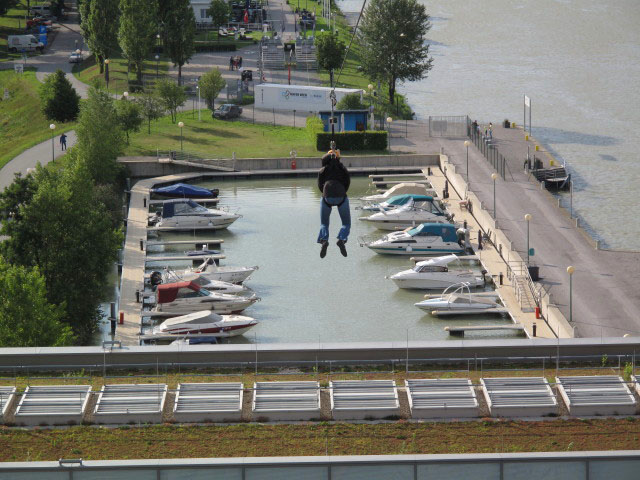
[79,0,92,41]
[116,98,143,144]
[75,87,125,185]
[38,69,81,122]
[358,0,433,103]
[315,32,346,87]
[0,164,123,343]
[207,0,229,41]
[156,78,186,123]
[0,0,18,16]
[86,0,120,74]
[164,0,196,85]
[0,257,74,347]
[119,0,158,83]
[198,68,226,111]
[336,93,366,111]
[136,90,165,133]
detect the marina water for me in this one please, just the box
[338,0,640,250]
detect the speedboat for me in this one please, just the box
[360,194,439,212]
[152,183,219,198]
[152,281,259,315]
[415,283,502,313]
[361,223,467,255]
[359,198,451,231]
[360,182,435,202]
[180,257,258,284]
[149,270,247,294]
[148,199,240,231]
[388,255,486,290]
[151,310,258,338]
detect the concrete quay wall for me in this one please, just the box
[118,154,440,178]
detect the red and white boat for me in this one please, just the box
[152,281,258,315]
[150,310,258,338]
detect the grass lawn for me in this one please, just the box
[125,110,319,158]
[194,30,257,46]
[0,418,638,461]
[0,5,39,63]
[73,55,171,96]
[0,69,75,170]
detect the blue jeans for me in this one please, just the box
[318,197,351,243]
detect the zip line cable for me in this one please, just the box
[334,0,368,86]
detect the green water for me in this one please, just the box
[147,177,516,344]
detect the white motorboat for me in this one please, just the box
[415,283,502,313]
[179,256,258,284]
[360,194,439,212]
[361,223,468,255]
[388,255,486,290]
[150,270,247,294]
[360,182,435,202]
[152,281,259,315]
[148,199,240,230]
[151,310,258,338]
[359,198,451,230]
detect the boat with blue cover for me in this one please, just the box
[360,223,467,255]
[152,183,219,198]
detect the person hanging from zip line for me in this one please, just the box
[317,144,351,258]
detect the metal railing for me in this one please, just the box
[469,127,511,180]
[428,115,469,138]
[157,150,237,171]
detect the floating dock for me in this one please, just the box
[145,254,225,263]
[148,198,219,205]
[433,307,509,317]
[146,239,223,247]
[445,324,525,336]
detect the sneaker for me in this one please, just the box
[320,241,329,258]
[337,239,347,257]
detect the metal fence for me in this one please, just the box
[428,115,469,138]
[469,127,511,180]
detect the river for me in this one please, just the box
[338,0,640,250]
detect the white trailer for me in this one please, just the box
[255,83,363,112]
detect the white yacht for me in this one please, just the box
[152,281,259,315]
[360,182,435,202]
[388,255,486,290]
[415,283,502,313]
[178,257,258,284]
[361,223,467,255]
[359,198,451,231]
[151,310,258,338]
[150,270,247,294]
[360,194,439,212]
[148,199,240,230]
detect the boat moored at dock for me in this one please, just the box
[148,199,240,231]
[389,255,486,290]
[416,283,503,314]
[150,281,259,315]
[148,310,258,339]
[360,223,468,256]
[359,197,451,230]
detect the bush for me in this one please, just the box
[38,69,80,122]
[316,131,388,151]
[336,93,366,110]
[127,79,144,93]
[306,116,324,143]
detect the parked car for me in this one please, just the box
[7,35,44,53]
[213,104,243,120]
[69,52,83,63]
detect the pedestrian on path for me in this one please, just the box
[488,122,493,140]
[229,56,234,71]
[317,149,351,258]
[60,133,67,151]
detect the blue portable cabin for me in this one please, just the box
[318,110,369,132]
[407,223,459,242]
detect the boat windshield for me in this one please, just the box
[414,265,448,273]
[177,287,211,299]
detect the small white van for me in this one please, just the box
[29,5,51,16]
[7,35,45,53]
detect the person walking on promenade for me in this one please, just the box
[488,122,493,140]
[317,148,351,258]
[60,133,67,151]
[229,56,234,70]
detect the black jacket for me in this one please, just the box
[317,153,350,198]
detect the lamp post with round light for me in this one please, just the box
[123,91,129,100]
[464,140,470,180]
[525,214,532,265]
[178,121,184,152]
[567,266,575,324]
[386,116,393,151]
[491,173,498,219]
[49,123,55,162]
[155,55,160,78]
[104,59,110,91]
[196,84,201,121]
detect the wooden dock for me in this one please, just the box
[432,307,509,317]
[445,324,525,336]
[146,239,223,247]
[372,179,431,187]
[148,198,219,205]
[145,253,225,263]
[147,225,230,232]
[368,173,424,179]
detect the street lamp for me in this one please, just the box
[567,266,575,324]
[491,172,498,219]
[155,54,160,78]
[386,116,393,151]
[196,85,201,121]
[104,58,110,91]
[524,213,532,265]
[49,123,55,162]
[178,121,184,152]
[123,91,129,100]
[464,140,470,180]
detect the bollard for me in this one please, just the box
[427,167,432,176]
[499,272,504,285]
[533,323,537,337]
[110,318,116,335]
[135,290,140,303]
[140,239,144,251]
[119,311,124,325]
[143,197,147,208]
[535,307,541,319]
[478,231,483,250]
